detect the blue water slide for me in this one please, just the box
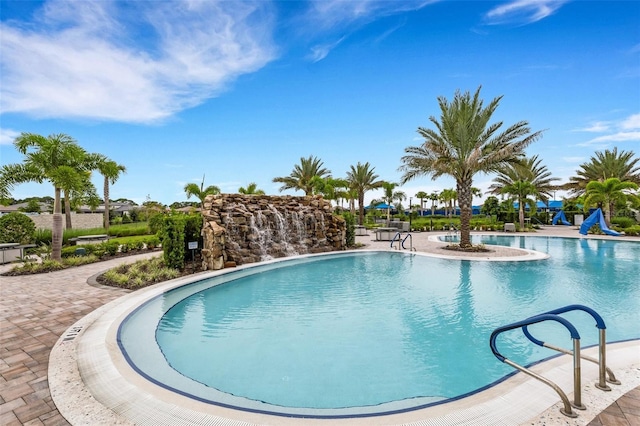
[579,208,620,236]
[552,210,571,226]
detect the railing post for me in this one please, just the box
[573,338,585,409]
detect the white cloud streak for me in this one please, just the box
[0,128,21,145]
[0,1,276,123]
[575,112,640,147]
[306,0,435,31]
[485,0,569,25]
[620,113,640,130]
[301,0,434,61]
[308,37,346,62]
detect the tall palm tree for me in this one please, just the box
[93,155,127,230]
[428,191,439,216]
[439,188,457,218]
[488,155,559,229]
[564,148,640,196]
[415,191,428,216]
[346,162,383,225]
[0,133,89,261]
[583,178,639,226]
[380,182,407,224]
[238,182,265,195]
[272,155,331,195]
[184,175,221,209]
[399,87,542,247]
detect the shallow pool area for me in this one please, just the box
[117,238,640,418]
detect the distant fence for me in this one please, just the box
[28,213,103,230]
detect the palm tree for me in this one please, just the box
[0,133,90,261]
[272,155,331,195]
[399,87,542,247]
[93,155,127,230]
[415,191,428,216]
[184,175,221,209]
[565,148,640,196]
[439,189,457,218]
[488,155,559,229]
[311,177,349,205]
[346,162,383,225]
[428,191,439,216]
[238,182,265,195]
[380,182,407,224]
[583,178,639,226]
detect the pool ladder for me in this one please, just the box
[390,232,416,251]
[490,304,621,418]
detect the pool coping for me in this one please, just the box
[49,250,639,425]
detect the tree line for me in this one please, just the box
[2,87,639,257]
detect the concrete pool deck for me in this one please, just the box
[1,226,638,425]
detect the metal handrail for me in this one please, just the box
[390,232,402,250]
[401,233,415,251]
[522,304,620,390]
[490,314,582,417]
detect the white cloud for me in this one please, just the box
[620,113,640,130]
[0,128,21,145]
[485,0,569,25]
[574,112,640,147]
[582,131,640,145]
[574,121,611,133]
[302,0,434,60]
[0,1,276,123]
[306,0,434,31]
[308,37,346,62]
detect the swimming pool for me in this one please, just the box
[118,237,640,418]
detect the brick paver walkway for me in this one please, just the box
[0,252,159,425]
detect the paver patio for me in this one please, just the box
[0,252,159,425]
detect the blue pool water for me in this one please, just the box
[118,237,640,417]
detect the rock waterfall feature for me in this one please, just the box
[201,194,346,270]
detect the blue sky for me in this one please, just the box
[1,0,639,207]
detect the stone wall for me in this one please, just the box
[28,213,103,230]
[201,194,346,270]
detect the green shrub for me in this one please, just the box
[149,213,165,235]
[622,225,640,236]
[144,235,160,249]
[100,257,180,289]
[61,245,98,258]
[611,216,636,229]
[0,212,36,244]
[101,241,120,256]
[160,213,187,270]
[341,211,355,246]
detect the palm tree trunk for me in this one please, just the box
[458,181,472,247]
[64,190,73,229]
[519,199,525,229]
[358,193,365,225]
[52,187,63,261]
[606,201,614,226]
[103,176,110,230]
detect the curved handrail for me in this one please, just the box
[522,304,620,389]
[390,232,402,249]
[401,233,414,251]
[490,314,580,361]
[490,313,581,417]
